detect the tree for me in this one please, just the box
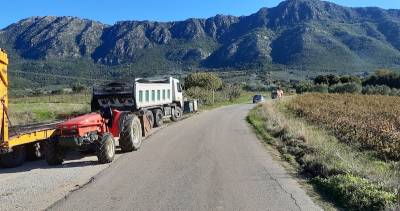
[314,75,329,85]
[185,72,223,103]
[314,74,340,86]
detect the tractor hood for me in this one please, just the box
[57,113,103,129]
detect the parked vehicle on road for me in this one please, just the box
[44,77,185,165]
[253,95,265,103]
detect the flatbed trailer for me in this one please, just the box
[0,49,58,167]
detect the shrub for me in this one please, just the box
[312,174,397,210]
[329,82,362,94]
[311,84,329,93]
[295,82,314,94]
[363,69,400,89]
[222,84,243,101]
[185,86,213,104]
[362,85,400,96]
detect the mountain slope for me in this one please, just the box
[2,0,400,88]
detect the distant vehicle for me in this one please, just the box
[253,95,265,103]
[271,90,278,99]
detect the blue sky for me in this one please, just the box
[1,0,400,29]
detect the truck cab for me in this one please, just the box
[171,77,183,108]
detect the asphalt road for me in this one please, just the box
[49,104,321,211]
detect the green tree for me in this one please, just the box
[185,72,223,103]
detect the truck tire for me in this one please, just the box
[43,139,64,165]
[119,114,142,152]
[145,110,154,129]
[153,109,163,127]
[171,106,183,122]
[0,145,27,168]
[96,133,115,164]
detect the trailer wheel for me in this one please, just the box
[120,114,142,152]
[43,139,64,165]
[153,109,163,127]
[171,106,183,122]
[96,133,115,164]
[145,110,154,129]
[0,145,27,168]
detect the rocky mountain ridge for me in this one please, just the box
[1,0,400,73]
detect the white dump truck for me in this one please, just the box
[91,77,184,127]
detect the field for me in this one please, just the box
[287,93,400,160]
[9,93,90,125]
[248,96,400,210]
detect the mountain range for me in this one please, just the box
[1,0,400,88]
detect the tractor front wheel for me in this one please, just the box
[43,139,64,165]
[96,133,115,164]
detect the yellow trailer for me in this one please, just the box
[0,49,57,167]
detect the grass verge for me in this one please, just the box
[247,101,400,210]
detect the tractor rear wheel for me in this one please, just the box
[0,145,27,168]
[153,109,163,127]
[119,114,142,152]
[171,106,183,122]
[96,133,115,164]
[43,139,64,165]
[145,110,154,129]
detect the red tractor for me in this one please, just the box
[43,107,145,165]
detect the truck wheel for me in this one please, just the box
[145,110,154,129]
[43,139,64,165]
[0,145,27,168]
[96,133,115,164]
[153,109,163,127]
[120,114,142,152]
[171,106,183,122]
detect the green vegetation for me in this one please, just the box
[313,174,397,210]
[9,93,90,125]
[363,69,400,89]
[247,100,400,210]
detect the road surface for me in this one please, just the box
[50,104,321,211]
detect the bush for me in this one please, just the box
[311,84,329,93]
[295,82,314,94]
[329,83,362,94]
[185,87,213,104]
[222,84,243,101]
[362,85,400,96]
[313,174,397,210]
[363,69,400,89]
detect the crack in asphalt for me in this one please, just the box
[263,167,302,211]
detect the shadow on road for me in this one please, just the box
[0,148,125,174]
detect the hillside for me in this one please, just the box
[2,0,400,89]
